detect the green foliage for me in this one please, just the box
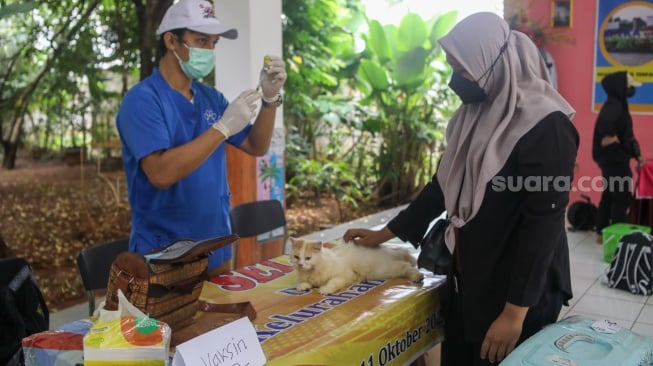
[605,36,653,53]
[2,0,458,211]
[0,2,38,19]
[282,0,373,207]
[284,97,375,209]
[287,157,367,220]
[354,10,459,204]
[282,2,459,208]
[0,0,140,167]
[282,0,360,143]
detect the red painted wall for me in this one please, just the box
[515,1,653,206]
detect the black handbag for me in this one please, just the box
[417,217,452,275]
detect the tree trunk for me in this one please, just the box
[139,20,156,79]
[0,0,102,170]
[2,140,18,169]
[0,233,15,259]
[134,0,173,80]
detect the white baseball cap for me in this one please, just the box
[156,0,238,39]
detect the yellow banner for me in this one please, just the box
[595,67,653,84]
[201,254,444,365]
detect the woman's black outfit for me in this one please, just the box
[592,71,642,234]
[387,112,578,365]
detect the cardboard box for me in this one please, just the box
[602,223,651,262]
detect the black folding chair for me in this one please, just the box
[229,199,286,267]
[76,238,129,316]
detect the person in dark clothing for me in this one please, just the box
[592,71,644,239]
[343,12,578,365]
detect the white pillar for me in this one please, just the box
[213,0,283,127]
[214,0,286,214]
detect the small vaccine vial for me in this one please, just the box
[263,56,271,71]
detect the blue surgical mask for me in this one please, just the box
[448,72,487,104]
[174,44,215,80]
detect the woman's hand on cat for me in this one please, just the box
[342,227,395,247]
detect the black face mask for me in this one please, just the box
[627,86,636,98]
[448,72,487,104]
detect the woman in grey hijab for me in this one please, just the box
[344,12,578,365]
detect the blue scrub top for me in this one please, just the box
[116,68,251,269]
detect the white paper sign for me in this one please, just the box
[172,317,266,366]
[590,319,621,334]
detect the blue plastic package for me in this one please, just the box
[502,315,653,366]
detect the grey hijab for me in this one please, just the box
[436,12,575,253]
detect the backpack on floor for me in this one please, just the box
[0,257,49,366]
[606,231,653,295]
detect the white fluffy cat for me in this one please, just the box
[289,237,424,294]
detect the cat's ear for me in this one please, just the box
[311,242,322,251]
[289,237,302,249]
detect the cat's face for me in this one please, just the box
[288,237,322,271]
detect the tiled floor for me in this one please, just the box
[50,209,653,342]
[561,229,653,337]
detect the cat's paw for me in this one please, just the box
[318,286,337,295]
[296,282,312,291]
[409,270,424,283]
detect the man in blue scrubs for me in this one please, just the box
[116,0,286,276]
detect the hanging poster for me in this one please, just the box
[255,127,285,243]
[593,0,653,113]
[256,127,285,203]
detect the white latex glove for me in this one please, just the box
[259,55,287,99]
[212,89,261,138]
